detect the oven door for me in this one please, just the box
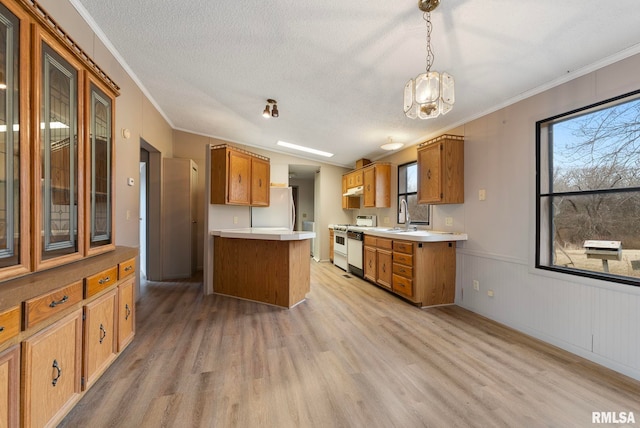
[333,231,348,271]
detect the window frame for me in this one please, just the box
[535,88,640,287]
[397,161,430,226]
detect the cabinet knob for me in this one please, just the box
[52,359,62,386]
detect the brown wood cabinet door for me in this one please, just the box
[363,167,375,207]
[418,143,442,203]
[118,277,135,352]
[0,345,19,428]
[227,150,251,205]
[22,310,82,428]
[83,290,117,390]
[376,249,392,289]
[251,157,270,206]
[364,246,377,282]
[329,229,334,262]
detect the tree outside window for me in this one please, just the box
[536,90,640,285]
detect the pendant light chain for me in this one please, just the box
[424,12,434,73]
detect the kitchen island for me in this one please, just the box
[210,228,316,308]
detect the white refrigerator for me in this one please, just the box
[251,187,296,230]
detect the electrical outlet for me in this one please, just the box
[233,216,238,224]
[479,189,486,201]
[488,289,494,297]
[445,217,453,226]
[383,217,390,224]
[473,280,479,291]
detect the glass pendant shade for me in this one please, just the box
[404,71,454,119]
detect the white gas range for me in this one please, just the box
[332,215,377,276]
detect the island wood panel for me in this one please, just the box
[213,237,310,308]
[415,241,456,306]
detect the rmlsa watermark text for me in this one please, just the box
[592,411,635,424]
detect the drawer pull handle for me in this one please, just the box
[49,295,69,308]
[99,323,107,344]
[52,359,62,386]
[427,169,432,179]
[125,304,131,321]
[124,266,133,272]
[98,276,111,285]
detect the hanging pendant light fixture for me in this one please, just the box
[404,0,454,119]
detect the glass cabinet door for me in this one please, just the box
[0,2,27,279]
[87,81,114,253]
[38,41,80,264]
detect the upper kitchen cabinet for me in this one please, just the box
[32,28,84,270]
[251,156,270,206]
[0,1,30,282]
[210,144,271,206]
[417,135,464,204]
[363,163,391,208]
[85,78,116,256]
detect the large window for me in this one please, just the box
[398,161,430,225]
[536,89,640,286]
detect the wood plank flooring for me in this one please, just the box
[60,261,640,427]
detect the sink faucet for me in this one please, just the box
[400,199,411,230]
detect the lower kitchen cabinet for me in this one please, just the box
[83,290,117,390]
[117,277,135,352]
[22,310,83,428]
[329,229,334,262]
[0,247,137,428]
[392,241,414,298]
[0,344,19,428]
[364,236,457,307]
[363,236,393,289]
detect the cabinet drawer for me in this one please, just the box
[0,306,20,345]
[364,235,377,247]
[376,238,393,250]
[392,274,413,298]
[118,257,136,279]
[393,263,413,279]
[24,281,83,329]
[85,266,118,298]
[393,241,413,254]
[393,252,413,267]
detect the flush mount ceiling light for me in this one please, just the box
[277,140,334,158]
[262,99,279,118]
[380,137,404,151]
[403,0,455,119]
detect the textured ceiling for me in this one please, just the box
[71,0,640,167]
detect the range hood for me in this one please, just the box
[343,186,363,197]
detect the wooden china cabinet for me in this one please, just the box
[0,1,135,427]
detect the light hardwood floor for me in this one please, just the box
[60,261,640,427]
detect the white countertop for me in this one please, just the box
[210,227,316,241]
[361,228,468,242]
